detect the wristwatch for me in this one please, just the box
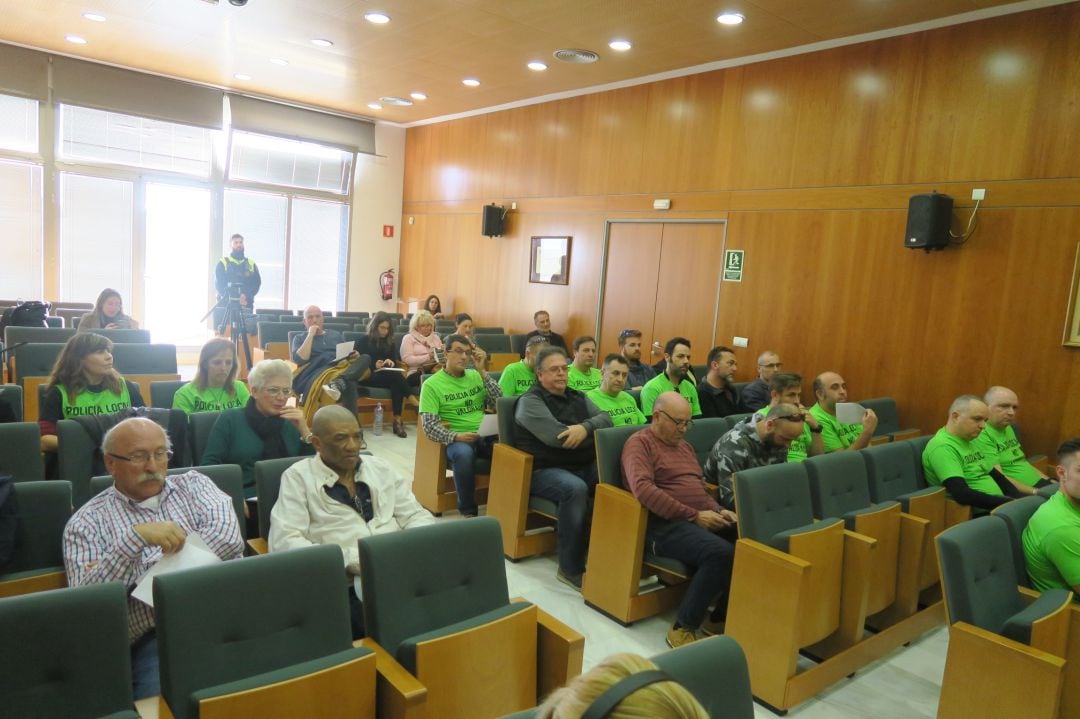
[809,426,823,434]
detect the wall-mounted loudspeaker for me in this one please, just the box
[482,204,506,237]
[904,192,953,251]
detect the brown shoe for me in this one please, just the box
[392,419,407,438]
[665,625,697,649]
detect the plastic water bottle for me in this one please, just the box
[373,403,384,436]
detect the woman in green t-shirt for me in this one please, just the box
[173,337,250,414]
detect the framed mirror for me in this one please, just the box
[529,236,572,285]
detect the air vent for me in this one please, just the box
[379,96,414,106]
[553,48,599,64]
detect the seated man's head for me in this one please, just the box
[945,395,989,441]
[524,335,549,367]
[311,405,363,476]
[600,354,630,395]
[533,310,552,333]
[664,337,692,382]
[757,351,782,382]
[573,336,597,371]
[759,403,806,450]
[984,386,1019,430]
[535,346,569,394]
[443,334,474,374]
[455,313,473,336]
[812,371,848,411]
[651,391,692,445]
[102,418,172,502]
[768,372,805,409]
[303,305,325,331]
[1056,439,1080,500]
[706,346,737,386]
[618,329,644,363]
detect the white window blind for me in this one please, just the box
[0,159,43,300]
[223,189,288,310]
[59,173,133,304]
[288,198,348,311]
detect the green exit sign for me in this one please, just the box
[723,249,744,282]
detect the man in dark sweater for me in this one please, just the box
[696,345,744,418]
[520,310,568,357]
[291,306,370,415]
[622,391,737,649]
[739,350,782,412]
[513,346,612,589]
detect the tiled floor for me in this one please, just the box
[366,423,948,718]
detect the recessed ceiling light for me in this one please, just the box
[364,12,390,24]
[82,12,106,22]
[380,96,413,106]
[462,78,480,87]
[311,38,334,47]
[608,40,632,51]
[269,57,289,66]
[367,102,383,110]
[65,35,88,44]
[527,61,548,71]
[716,12,745,25]
[234,73,251,81]
[410,92,427,100]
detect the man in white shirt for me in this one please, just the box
[269,404,434,637]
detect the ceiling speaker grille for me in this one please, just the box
[380,96,413,106]
[553,49,599,64]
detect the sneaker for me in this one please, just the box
[699,617,726,636]
[322,383,341,401]
[556,568,583,592]
[666,625,697,649]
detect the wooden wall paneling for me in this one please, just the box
[652,223,726,362]
[1023,5,1080,180]
[402,123,431,202]
[576,85,650,197]
[596,223,663,358]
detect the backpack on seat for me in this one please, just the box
[0,301,49,332]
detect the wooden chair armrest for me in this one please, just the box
[355,638,428,719]
[487,444,536,553]
[0,570,67,599]
[510,599,586,698]
[944,499,971,527]
[246,538,268,555]
[889,428,921,442]
[1029,589,1074,657]
[582,484,649,601]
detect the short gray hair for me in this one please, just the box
[949,394,983,415]
[248,359,294,390]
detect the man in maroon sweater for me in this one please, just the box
[621,391,737,649]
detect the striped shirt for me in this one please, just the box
[63,470,244,641]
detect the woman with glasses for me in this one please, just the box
[201,359,314,498]
[38,332,145,452]
[75,287,140,332]
[400,310,444,389]
[172,337,250,414]
[354,312,412,438]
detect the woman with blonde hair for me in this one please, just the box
[76,288,140,332]
[537,653,707,719]
[172,337,250,413]
[399,309,444,389]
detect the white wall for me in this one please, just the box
[347,122,405,312]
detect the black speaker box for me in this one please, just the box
[482,204,505,237]
[905,193,953,250]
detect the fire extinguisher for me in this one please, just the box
[379,268,395,301]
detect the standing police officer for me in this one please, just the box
[215,233,261,308]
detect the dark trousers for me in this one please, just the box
[530,464,598,576]
[348,586,366,640]
[647,517,735,630]
[131,631,160,700]
[445,435,496,515]
[335,355,372,417]
[359,369,409,415]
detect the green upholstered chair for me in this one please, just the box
[484,395,558,560]
[411,391,494,516]
[150,379,186,409]
[725,411,754,426]
[499,634,754,719]
[44,315,63,327]
[0,421,45,481]
[0,481,72,598]
[249,455,307,553]
[583,424,688,625]
[857,396,919,440]
[0,383,23,421]
[473,326,505,334]
[188,410,222,466]
[991,495,1048,589]
[111,343,177,374]
[627,387,642,408]
[0,582,137,719]
[682,417,729,468]
[690,364,707,383]
[358,518,583,719]
[154,545,379,719]
[256,321,303,348]
[3,326,76,347]
[935,516,1071,718]
[906,434,933,486]
[474,333,511,354]
[96,328,151,344]
[731,380,750,398]
[342,330,363,343]
[509,334,529,356]
[9,344,64,422]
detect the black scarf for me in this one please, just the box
[243,397,288,460]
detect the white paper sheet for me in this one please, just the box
[131,534,222,608]
[335,341,354,361]
[836,402,866,424]
[376,366,405,373]
[477,413,499,437]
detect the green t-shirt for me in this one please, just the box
[587,388,646,427]
[975,424,1042,487]
[808,403,862,453]
[172,380,250,414]
[498,361,537,397]
[59,382,132,418]
[922,426,1002,496]
[1023,490,1080,593]
[419,369,487,433]
[640,373,701,417]
[751,407,813,462]
[567,365,602,392]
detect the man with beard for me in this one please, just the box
[215,233,261,308]
[62,418,244,700]
[567,335,602,392]
[1023,438,1080,593]
[640,337,701,417]
[808,371,878,453]
[696,345,744,418]
[617,329,656,390]
[702,403,807,509]
[740,350,783,412]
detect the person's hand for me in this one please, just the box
[346,351,359,360]
[472,346,488,367]
[307,324,321,337]
[693,511,729,531]
[558,424,588,449]
[345,562,362,577]
[134,522,187,553]
[718,509,738,527]
[278,407,309,435]
[802,404,820,431]
[455,432,480,444]
[861,409,879,433]
[240,294,249,307]
[105,322,120,330]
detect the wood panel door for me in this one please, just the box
[597,223,663,358]
[652,222,726,364]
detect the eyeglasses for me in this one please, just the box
[658,410,693,430]
[260,386,293,398]
[108,449,173,465]
[777,413,806,423]
[445,347,470,355]
[759,362,783,370]
[543,364,568,374]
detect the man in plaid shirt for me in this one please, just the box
[63,417,244,700]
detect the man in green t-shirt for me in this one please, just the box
[640,337,701,417]
[922,394,1028,512]
[567,335,602,392]
[976,386,1052,489]
[419,334,501,517]
[748,372,823,463]
[807,371,878,453]
[499,335,547,397]
[587,354,646,427]
[1023,438,1080,594]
